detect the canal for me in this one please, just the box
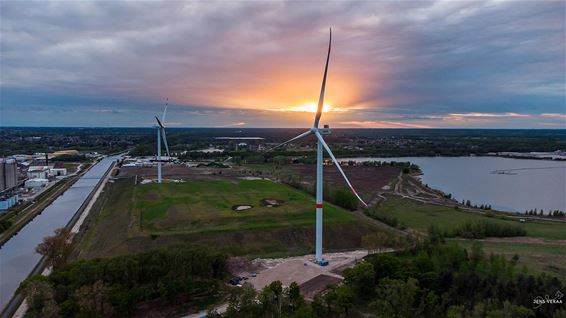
[0,155,119,309]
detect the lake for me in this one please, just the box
[341,156,566,213]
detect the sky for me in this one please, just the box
[1,0,565,128]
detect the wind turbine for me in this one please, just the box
[155,100,170,183]
[268,29,368,265]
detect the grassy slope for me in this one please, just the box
[373,194,566,277]
[77,178,381,259]
[456,240,566,278]
[377,195,566,240]
[135,179,355,234]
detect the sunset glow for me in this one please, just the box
[1,1,563,128]
[279,103,344,113]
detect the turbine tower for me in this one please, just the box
[155,100,170,183]
[268,29,368,265]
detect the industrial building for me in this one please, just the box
[27,166,50,179]
[50,168,67,177]
[25,178,49,188]
[0,194,19,210]
[0,159,18,191]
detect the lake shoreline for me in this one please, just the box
[340,156,566,215]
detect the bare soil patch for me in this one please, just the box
[120,164,246,181]
[299,274,343,300]
[289,165,400,201]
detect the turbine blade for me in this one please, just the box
[265,130,312,152]
[314,131,368,207]
[155,116,164,128]
[313,28,332,128]
[161,127,170,157]
[162,98,168,122]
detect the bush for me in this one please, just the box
[21,245,227,317]
[451,220,526,238]
[329,187,358,210]
[0,219,12,233]
[365,207,399,228]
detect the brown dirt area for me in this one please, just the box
[288,165,400,201]
[300,274,343,300]
[119,164,245,181]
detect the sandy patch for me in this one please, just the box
[232,205,253,211]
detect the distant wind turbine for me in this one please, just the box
[155,100,170,183]
[268,29,368,265]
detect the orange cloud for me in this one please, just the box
[339,120,433,128]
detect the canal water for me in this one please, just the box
[342,156,566,213]
[0,156,118,309]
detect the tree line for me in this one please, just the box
[224,240,565,317]
[525,209,565,217]
[20,244,227,317]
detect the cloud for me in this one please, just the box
[339,121,433,129]
[0,0,564,128]
[447,113,532,118]
[217,122,247,128]
[541,113,566,119]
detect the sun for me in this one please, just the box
[287,103,332,113]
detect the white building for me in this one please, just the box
[28,166,50,179]
[25,178,49,188]
[10,154,31,162]
[50,168,67,177]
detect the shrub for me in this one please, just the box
[365,207,399,228]
[451,220,526,238]
[21,245,227,317]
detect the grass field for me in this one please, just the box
[375,195,566,240]
[456,240,566,278]
[77,178,384,259]
[134,179,355,234]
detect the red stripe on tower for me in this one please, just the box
[316,203,323,209]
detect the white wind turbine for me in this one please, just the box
[268,29,368,265]
[155,100,170,183]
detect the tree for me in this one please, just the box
[344,261,376,298]
[415,290,442,318]
[259,280,284,317]
[36,227,74,270]
[287,282,304,310]
[334,285,354,316]
[24,280,59,318]
[74,280,113,316]
[373,278,419,318]
[311,294,326,318]
[227,282,259,317]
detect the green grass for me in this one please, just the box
[77,178,380,259]
[455,239,566,278]
[376,195,566,240]
[135,180,355,234]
